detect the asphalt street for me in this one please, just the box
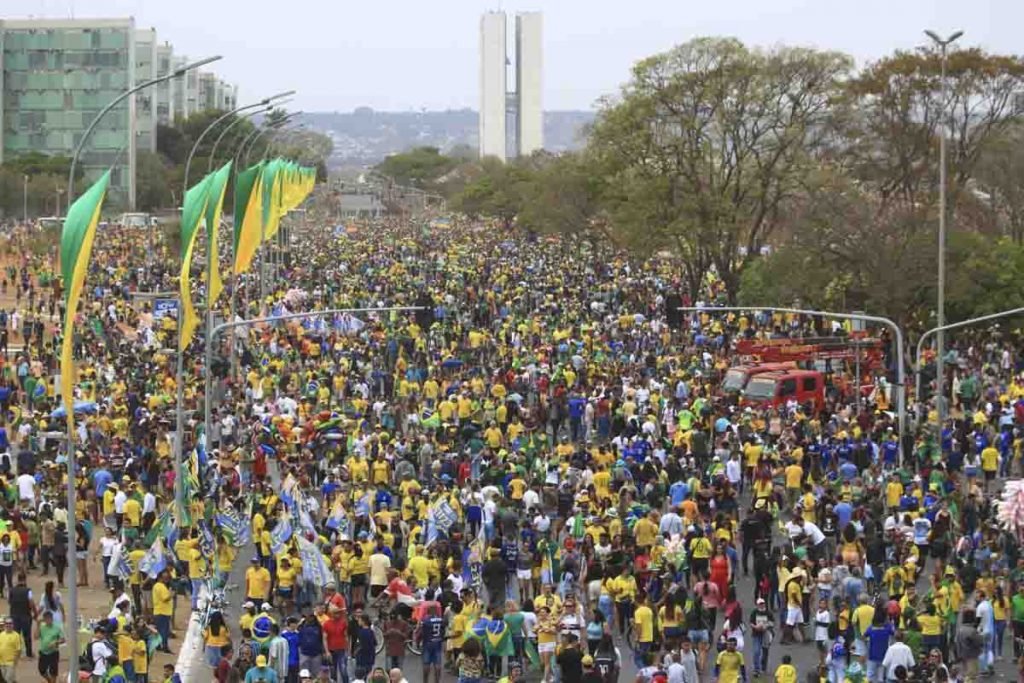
[202,472,1021,683]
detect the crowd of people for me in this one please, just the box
[0,210,1019,683]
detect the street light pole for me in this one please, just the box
[924,29,963,428]
[182,91,295,196]
[677,306,907,462]
[207,100,293,174]
[241,112,302,167]
[67,55,221,210]
[61,54,219,683]
[913,306,1024,410]
[176,93,295,525]
[22,175,28,223]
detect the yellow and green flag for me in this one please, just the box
[203,161,232,305]
[179,176,212,352]
[233,162,264,275]
[60,171,110,430]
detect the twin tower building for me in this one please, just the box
[479,11,543,162]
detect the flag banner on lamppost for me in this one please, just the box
[233,162,265,275]
[60,170,110,429]
[204,161,233,305]
[179,175,213,351]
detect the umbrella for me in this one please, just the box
[49,401,99,419]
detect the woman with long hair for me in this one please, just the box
[39,580,64,627]
[202,610,231,667]
[995,584,1009,661]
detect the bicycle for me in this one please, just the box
[371,601,424,656]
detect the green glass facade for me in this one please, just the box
[0,18,136,208]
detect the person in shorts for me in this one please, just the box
[37,610,63,683]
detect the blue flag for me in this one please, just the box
[270,518,293,555]
[138,541,167,579]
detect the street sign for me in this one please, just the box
[153,299,178,319]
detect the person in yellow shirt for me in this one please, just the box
[886,475,904,511]
[508,475,527,502]
[715,636,746,683]
[152,570,174,653]
[611,566,638,631]
[245,556,272,604]
[784,461,803,508]
[0,617,22,680]
[774,655,797,683]
[633,512,658,551]
[981,444,1000,492]
[408,546,431,588]
[633,593,655,661]
[276,557,298,614]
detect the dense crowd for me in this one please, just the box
[0,213,1020,683]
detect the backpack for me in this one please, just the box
[80,639,115,672]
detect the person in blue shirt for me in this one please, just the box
[92,468,113,498]
[864,620,894,682]
[282,617,301,679]
[834,498,854,531]
[417,603,446,683]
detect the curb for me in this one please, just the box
[174,583,208,682]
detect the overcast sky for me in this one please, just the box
[4,0,1016,112]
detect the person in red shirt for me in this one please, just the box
[322,605,349,683]
[213,643,233,683]
[323,582,347,613]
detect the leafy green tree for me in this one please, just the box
[588,37,852,301]
[517,151,607,244]
[450,158,533,228]
[135,151,172,211]
[374,147,458,189]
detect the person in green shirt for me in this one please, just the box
[1010,584,1024,647]
[36,609,64,683]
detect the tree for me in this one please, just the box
[2,151,75,178]
[135,151,172,211]
[517,151,608,244]
[264,108,290,128]
[450,157,533,228]
[374,147,458,189]
[587,37,852,301]
[974,122,1024,243]
[841,47,1024,211]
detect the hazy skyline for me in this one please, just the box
[4,0,1016,112]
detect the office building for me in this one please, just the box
[515,12,543,156]
[478,10,544,161]
[479,11,507,161]
[155,42,175,125]
[0,17,138,207]
[0,17,237,209]
[134,28,157,154]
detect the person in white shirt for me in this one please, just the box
[15,472,35,505]
[881,632,915,681]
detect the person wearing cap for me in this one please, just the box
[245,653,279,683]
[246,555,272,607]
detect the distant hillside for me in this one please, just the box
[301,108,595,167]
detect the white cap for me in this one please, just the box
[299,669,311,678]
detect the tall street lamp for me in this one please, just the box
[62,54,218,683]
[67,55,221,210]
[207,99,293,174]
[182,91,295,193]
[175,91,296,527]
[240,112,303,166]
[924,29,963,427]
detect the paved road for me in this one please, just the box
[200,475,1020,683]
